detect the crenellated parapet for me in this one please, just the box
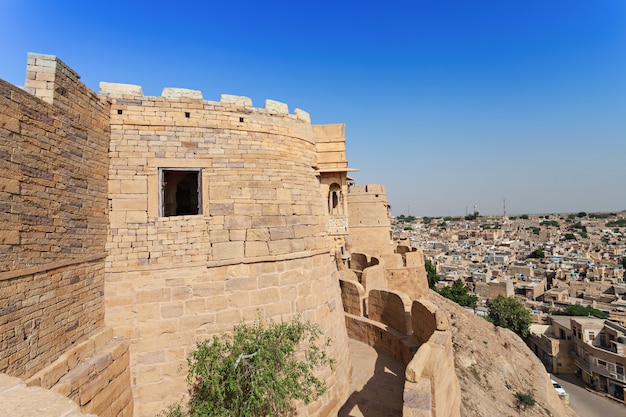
[340,247,461,417]
[339,283,461,417]
[99,82,311,122]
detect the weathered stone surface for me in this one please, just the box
[220,94,252,106]
[99,81,143,96]
[0,373,97,417]
[264,98,289,114]
[161,87,203,99]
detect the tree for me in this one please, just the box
[539,220,559,227]
[465,211,479,221]
[520,214,529,220]
[552,305,608,319]
[528,249,545,259]
[439,279,478,308]
[488,295,532,338]
[425,259,440,289]
[161,316,334,417]
[396,214,415,223]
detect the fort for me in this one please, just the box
[0,53,553,417]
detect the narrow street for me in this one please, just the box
[551,374,625,417]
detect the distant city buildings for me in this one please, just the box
[394,211,626,404]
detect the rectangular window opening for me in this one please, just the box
[160,168,202,217]
[185,112,190,118]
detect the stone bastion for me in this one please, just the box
[0,53,462,417]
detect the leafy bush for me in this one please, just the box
[425,259,440,289]
[515,391,536,409]
[161,316,334,417]
[488,295,532,338]
[540,220,560,227]
[438,279,478,308]
[552,305,608,319]
[607,219,626,227]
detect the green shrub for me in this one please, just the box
[515,391,536,409]
[161,316,334,417]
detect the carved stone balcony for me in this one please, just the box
[329,215,349,235]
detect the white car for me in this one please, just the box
[551,379,567,397]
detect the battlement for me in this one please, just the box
[98,81,311,121]
[349,184,387,195]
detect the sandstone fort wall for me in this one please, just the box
[102,86,352,416]
[0,54,109,375]
[342,251,462,417]
[0,55,109,271]
[1,54,464,417]
[347,184,393,256]
[0,54,132,416]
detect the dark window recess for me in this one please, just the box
[117,109,123,115]
[185,112,190,118]
[161,169,201,216]
[239,117,244,122]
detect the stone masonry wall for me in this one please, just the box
[340,279,462,417]
[103,88,352,416]
[0,54,133,416]
[25,327,133,417]
[0,259,105,379]
[347,184,393,256]
[367,289,412,335]
[0,54,110,379]
[0,54,109,272]
[405,300,460,417]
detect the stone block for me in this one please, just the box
[0,229,20,245]
[211,241,244,260]
[161,88,203,100]
[246,228,270,241]
[179,313,215,331]
[245,241,269,257]
[268,239,292,255]
[264,99,289,114]
[294,108,311,122]
[120,179,147,194]
[100,82,144,97]
[220,94,252,107]
[0,178,19,194]
[224,215,251,230]
[136,350,165,365]
[161,302,184,319]
[269,226,294,240]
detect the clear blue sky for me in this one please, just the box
[1,1,625,216]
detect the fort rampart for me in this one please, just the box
[102,76,352,415]
[0,54,132,417]
[340,252,461,417]
[1,53,462,417]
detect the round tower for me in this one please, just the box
[103,86,352,416]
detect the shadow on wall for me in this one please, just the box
[338,343,405,417]
[338,272,461,417]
